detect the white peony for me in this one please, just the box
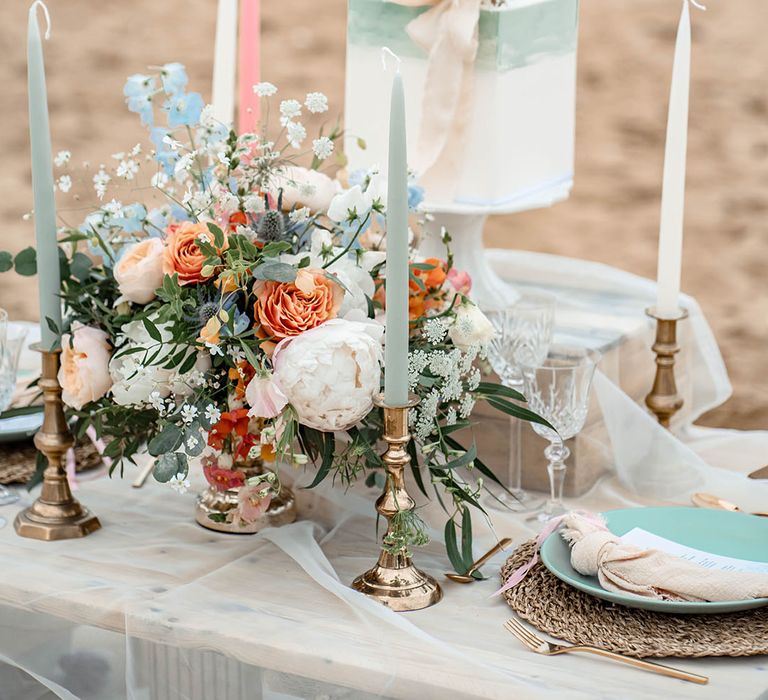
[448,301,496,350]
[271,166,341,213]
[272,319,383,431]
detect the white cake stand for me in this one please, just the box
[419,193,569,309]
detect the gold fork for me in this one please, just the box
[503,618,708,685]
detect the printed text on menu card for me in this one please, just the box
[622,528,768,575]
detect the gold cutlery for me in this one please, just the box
[748,465,768,480]
[503,618,708,685]
[691,492,768,518]
[132,458,156,489]
[445,537,513,583]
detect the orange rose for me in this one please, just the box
[253,268,343,354]
[163,222,228,286]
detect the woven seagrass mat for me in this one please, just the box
[501,540,768,658]
[0,440,103,485]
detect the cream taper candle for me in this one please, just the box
[27,1,61,349]
[383,71,409,407]
[655,0,694,318]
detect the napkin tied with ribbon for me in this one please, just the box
[391,0,482,201]
[498,511,768,603]
[562,512,768,602]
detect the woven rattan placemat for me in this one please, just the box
[501,540,768,658]
[0,440,102,484]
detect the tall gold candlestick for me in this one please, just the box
[645,307,688,428]
[352,396,442,611]
[15,346,101,540]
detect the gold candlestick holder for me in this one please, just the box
[14,345,101,540]
[352,395,442,611]
[645,307,689,428]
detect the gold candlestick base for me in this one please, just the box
[351,396,442,612]
[645,307,689,429]
[14,345,101,541]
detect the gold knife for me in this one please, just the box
[749,465,768,480]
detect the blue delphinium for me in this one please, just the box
[159,63,188,96]
[408,182,425,211]
[124,74,156,126]
[164,92,204,128]
[146,206,172,235]
[112,203,147,234]
[150,127,180,176]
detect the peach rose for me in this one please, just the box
[253,268,343,354]
[163,222,228,286]
[58,324,113,410]
[114,237,165,304]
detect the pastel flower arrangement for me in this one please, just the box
[3,65,548,570]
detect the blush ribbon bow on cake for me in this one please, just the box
[498,511,768,602]
[391,0,482,201]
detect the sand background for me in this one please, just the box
[0,0,765,429]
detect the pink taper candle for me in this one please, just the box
[238,0,260,133]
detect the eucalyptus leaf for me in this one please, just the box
[153,452,188,483]
[147,424,184,457]
[253,261,297,284]
[0,251,12,273]
[184,423,205,457]
[14,247,37,276]
[69,252,93,283]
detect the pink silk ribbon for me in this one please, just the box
[64,424,112,491]
[493,511,609,596]
[391,0,482,201]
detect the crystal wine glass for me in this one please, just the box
[521,345,600,522]
[0,317,29,507]
[483,294,555,511]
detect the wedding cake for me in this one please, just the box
[345,0,579,213]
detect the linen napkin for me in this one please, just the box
[561,512,768,602]
[497,511,768,602]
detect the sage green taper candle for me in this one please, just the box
[27,1,61,348]
[383,72,409,407]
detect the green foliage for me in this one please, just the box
[13,247,37,276]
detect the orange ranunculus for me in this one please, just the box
[207,408,251,450]
[227,210,247,232]
[407,258,449,320]
[228,361,256,401]
[163,222,228,286]
[410,258,447,292]
[408,294,426,321]
[253,268,343,355]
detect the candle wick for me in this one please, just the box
[31,0,52,39]
[381,47,402,74]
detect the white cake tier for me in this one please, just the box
[345,44,577,214]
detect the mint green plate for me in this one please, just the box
[540,507,768,614]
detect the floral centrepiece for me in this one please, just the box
[4,65,549,566]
